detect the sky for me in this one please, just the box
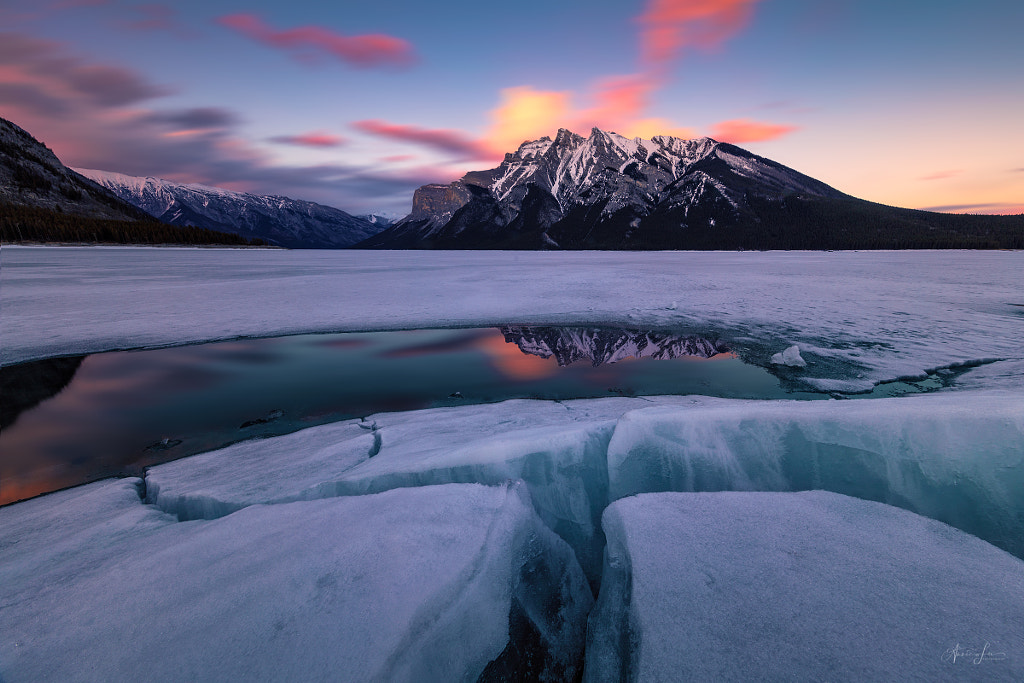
[1,0,1022,216]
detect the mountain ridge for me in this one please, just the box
[0,117,156,223]
[78,168,383,249]
[358,127,1023,250]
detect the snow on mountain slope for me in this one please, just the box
[77,168,383,249]
[357,127,847,249]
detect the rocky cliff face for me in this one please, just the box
[408,183,474,223]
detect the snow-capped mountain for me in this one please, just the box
[77,169,384,249]
[501,326,728,366]
[0,117,153,222]
[357,127,851,250]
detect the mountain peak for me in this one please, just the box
[356,127,849,250]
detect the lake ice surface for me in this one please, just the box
[2,246,1023,681]
[3,247,1022,392]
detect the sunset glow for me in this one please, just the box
[0,0,1019,215]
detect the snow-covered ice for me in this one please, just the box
[585,491,1024,682]
[3,247,1023,392]
[0,479,592,682]
[3,246,1024,680]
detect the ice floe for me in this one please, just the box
[0,479,592,682]
[586,491,1024,682]
[769,343,806,367]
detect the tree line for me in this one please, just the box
[0,203,266,247]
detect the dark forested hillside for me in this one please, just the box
[1,203,265,246]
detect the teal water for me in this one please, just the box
[1,326,821,504]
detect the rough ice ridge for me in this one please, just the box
[147,391,1024,581]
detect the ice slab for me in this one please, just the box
[607,390,1024,558]
[586,491,1024,682]
[3,247,1022,392]
[0,480,592,682]
[146,418,375,520]
[148,397,706,588]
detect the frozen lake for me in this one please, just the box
[1,246,1022,681]
[3,246,1023,392]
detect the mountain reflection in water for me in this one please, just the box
[0,327,796,506]
[501,326,729,367]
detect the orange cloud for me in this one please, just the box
[472,0,771,154]
[485,86,573,155]
[710,118,796,143]
[480,82,699,154]
[218,14,415,68]
[639,0,760,69]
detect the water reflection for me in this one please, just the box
[0,327,810,506]
[500,326,729,366]
[0,356,83,430]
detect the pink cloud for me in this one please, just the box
[638,0,760,69]
[0,32,426,214]
[352,119,490,159]
[710,118,796,143]
[270,131,347,148]
[578,75,656,131]
[0,33,170,110]
[469,0,771,155]
[217,14,415,68]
